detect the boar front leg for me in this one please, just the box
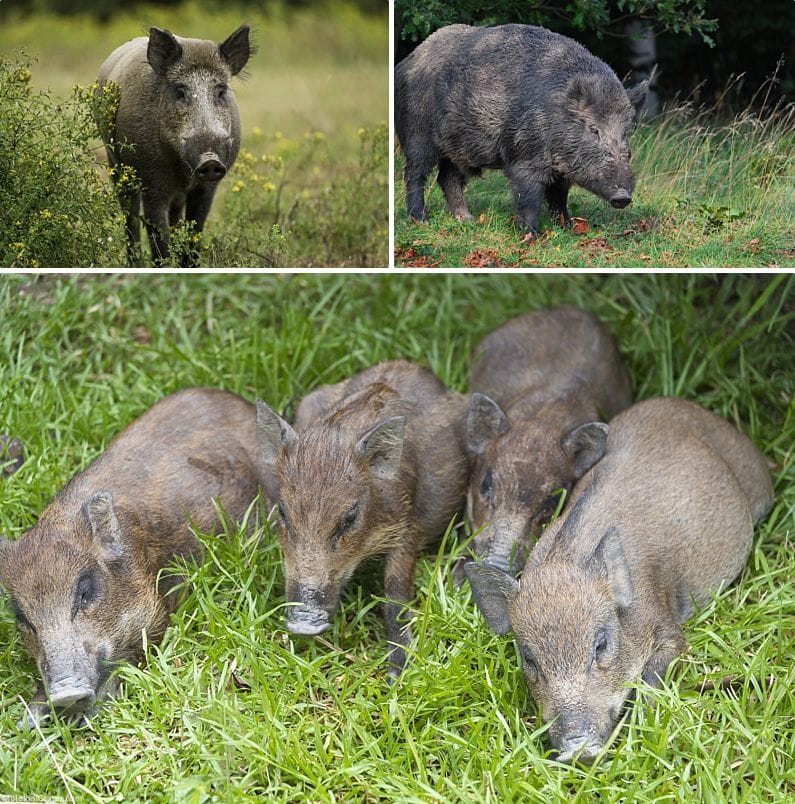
[182,186,218,267]
[545,176,573,228]
[383,538,419,679]
[142,192,170,266]
[642,626,688,687]
[504,163,544,237]
[437,158,473,222]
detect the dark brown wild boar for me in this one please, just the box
[256,360,471,677]
[467,397,773,764]
[0,387,271,727]
[460,306,631,580]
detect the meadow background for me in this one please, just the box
[0,1,388,267]
[0,273,793,801]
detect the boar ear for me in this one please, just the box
[626,80,649,115]
[357,416,405,480]
[147,27,183,77]
[85,491,126,562]
[561,421,608,479]
[219,25,251,76]
[466,393,509,455]
[465,562,517,635]
[256,400,297,466]
[589,527,634,609]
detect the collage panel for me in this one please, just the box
[1,0,387,268]
[0,273,793,800]
[393,1,795,269]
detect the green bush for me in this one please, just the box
[0,54,125,267]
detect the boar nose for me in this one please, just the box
[286,605,332,636]
[48,684,97,715]
[196,157,226,183]
[554,717,603,764]
[609,190,632,208]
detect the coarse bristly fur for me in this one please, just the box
[257,360,472,677]
[459,306,632,581]
[467,396,774,764]
[395,24,648,235]
[0,388,271,728]
[97,25,251,266]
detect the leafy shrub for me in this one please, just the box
[0,54,125,267]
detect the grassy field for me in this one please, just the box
[0,1,387,267]
[394,90,795,269]
[0,273,792,801]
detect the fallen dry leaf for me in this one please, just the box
[477,213,488,224]
[463,248,512,268]
[571,217,589,234]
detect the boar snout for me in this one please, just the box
[195,155,227,183]
[286,604,332,636]
[609,190,632,209]
[550,711,606,764]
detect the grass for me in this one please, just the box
[394,82,795,268]
[0,1,387,267]
[0,273,793,801]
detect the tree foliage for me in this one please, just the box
[396,0,718,46]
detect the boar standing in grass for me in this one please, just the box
[395,24,647,236]
[257,360,471,677]
[457,307,631,581]
[97,25,251,266]
[467,397,773,764]
[0,388,271,727]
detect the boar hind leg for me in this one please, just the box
[404,151,436,222]
[504,164,544,237]
[437,158,473,222]
[545,177,573,228]
[383,541,418,679]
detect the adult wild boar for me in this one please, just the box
[97,25,251,266]
[257,360,471,677]
[395,24,648,235]
[459,306,631,580]
[0,388,270,727]
[467,397,773,763]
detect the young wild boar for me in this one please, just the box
[0,388,270,727]
[467,397,773,764]
[395,24,648,236]
[97,25,251,266]
[458,307,631,580]
[257,360,471,676]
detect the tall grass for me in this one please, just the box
[0,274,792,801]
[395,76,795,268]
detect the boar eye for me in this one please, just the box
[173,84,189,102]
[75,571,98,612]
[519,644,539,682]
[479,468,494,504]
[215,84,228,103]
[593,627,612,666]
[10,600,35,634]
[589,124,601,140]
[331,503,359,544]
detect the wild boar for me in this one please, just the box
[467,396,774,763]
[458,306,631,580]
[1,434,24,477]
[0,387,270,727]
[395,24,648,235]
[256,360,471,676]
[97,25,251,266]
